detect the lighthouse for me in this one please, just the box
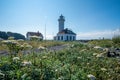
[54,15,76,41]
[58,14,65,32]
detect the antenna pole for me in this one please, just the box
[45,23,46,41]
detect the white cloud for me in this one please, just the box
[46,34,54,40]
[45,29,120,40]
[77,30,115,40]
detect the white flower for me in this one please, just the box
[77,57,82,59]
[96,53,104,58]
[26,44,32,49]
[103,48,109,52]
[101,68,107,71]
[21,73,27,79]
[81,49,87,52]
[38,46,46,50]
[93,53,97,56]
[0,70,5,77]
[0,73,5,77]
[22,61,32,66]
[8,37,14,40]
[13,57,20,61]
[87,63,90,65]
[87,74,96,80]
[71,44,74,48]
[94,46,101,49]
[2,40,18,45]
[23,43,32,49]
[42,56,47,59]
[17,39,24,42]
[94,46,103,51]
[30,36,42,41]
[55,69,58,72]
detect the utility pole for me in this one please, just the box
[45,23,46,41]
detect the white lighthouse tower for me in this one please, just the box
[54,15,76,41]
[58,14,65,32]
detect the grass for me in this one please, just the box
[0,40,120,80]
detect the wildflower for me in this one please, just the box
[93,53,97,56]
[94,46,102,49]
[23,43,32,49]
[13,57,20,61]
[42,56,47,59]
[19,45,24,50]
[101,68,107,71]
[21,73,27,79]
[71,44,74,48]
[0,70,5,77]
[94,46,103,51]
[30,36,42,41]
[77,57,82,59]
[96,53,104,58]
[58,76,64,80]
[25,44,32,49]
[87,74,96,80]
[17,39,24,42]
[87,63,90,65]
[8,37,15,40]
[38,46,46,50]
[22,61,32,66]
[2,40,18,45]
[81,49,87,52]
[103,48,109,52]
[55,69,58,72]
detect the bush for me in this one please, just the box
[30,36,42,41]
[112,35,120,44]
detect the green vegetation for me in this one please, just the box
[0,40,120,80]
[112,35,120,44]
[88,39,113,48]
[0,31,25,40]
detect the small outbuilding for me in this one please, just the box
[26,31,43,40]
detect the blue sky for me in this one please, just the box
[0,0,120,39]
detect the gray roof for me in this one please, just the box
[57,28,76,35]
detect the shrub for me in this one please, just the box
[30,36,42,41]
[112,35,120,44]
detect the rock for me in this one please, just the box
[107,51,116,57]
[0,50,8,55]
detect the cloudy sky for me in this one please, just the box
[0,0,120,40]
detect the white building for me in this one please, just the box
[26,31,43,40]
[54,15,76,41]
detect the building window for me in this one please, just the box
[73,36,75,41]
[61,36,63,40]
[58,36,60,40]
[70,36,72,41]
[66,36,68,41]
